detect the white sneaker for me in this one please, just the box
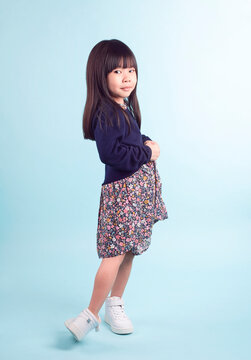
[105,296,134,334]
[64,308,101,341]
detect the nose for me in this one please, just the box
[123,76,130,83]
[123,71,131,82]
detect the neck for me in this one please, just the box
[111,97,127,109]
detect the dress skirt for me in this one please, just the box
[96,160,168,258]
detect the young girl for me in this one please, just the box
[64,39,168,341]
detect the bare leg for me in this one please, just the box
[110,250,135,298]
[88,253,126,319]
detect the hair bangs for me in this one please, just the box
[105,41,137,75]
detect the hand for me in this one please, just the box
[144,140,160,161]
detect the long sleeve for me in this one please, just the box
[93,112,152,172]
[142,134,152,144]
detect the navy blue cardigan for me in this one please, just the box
[92,106,152,185]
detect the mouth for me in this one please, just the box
[121,87,132,91]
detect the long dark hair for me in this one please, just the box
[83,39,142,140]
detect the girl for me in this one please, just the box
[64,39,168,341]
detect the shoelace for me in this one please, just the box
[110,305,128,319]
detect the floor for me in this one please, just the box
[0,220,250,360]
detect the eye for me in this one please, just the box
[114,70,122,74]
[129,68,135,73]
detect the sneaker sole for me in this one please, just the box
[104,317,133,334]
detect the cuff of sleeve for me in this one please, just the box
[144,137,152,142]
[144,144,152,162]
[142,135,152,143]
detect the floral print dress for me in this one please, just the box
[96,160,168,258]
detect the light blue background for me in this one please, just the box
[0,0,250,359]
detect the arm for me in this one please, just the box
[93,113,152,172]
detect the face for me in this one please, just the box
[107,66,137,104]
